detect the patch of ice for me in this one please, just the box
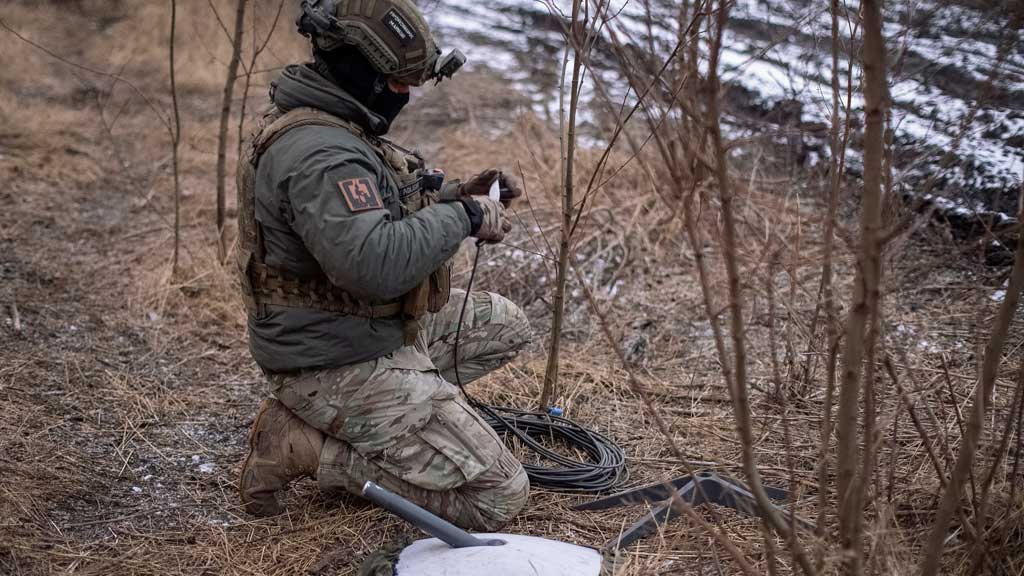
[199,463,216,474]
[131,486,142,493]
[991,289,1007,303]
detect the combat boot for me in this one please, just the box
[239,399,324,517]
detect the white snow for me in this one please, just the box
[425,0,1024,201]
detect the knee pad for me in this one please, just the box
[486,292,532,351]
[473,452,530,531]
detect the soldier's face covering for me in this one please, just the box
[317,46,410,129]
[371,88,410,126]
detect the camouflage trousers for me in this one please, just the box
[268,290,532,531]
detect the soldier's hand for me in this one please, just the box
[467,196,512,243]
[495,173,523,207]
[459,169,500,197]
[440,170,521,207]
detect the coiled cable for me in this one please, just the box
[452,242,628,493]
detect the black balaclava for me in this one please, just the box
[314,45,410,129]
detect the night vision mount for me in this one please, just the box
[296,0,338,38]
[432,49,466,84]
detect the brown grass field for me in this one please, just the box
[2,1,1023,574]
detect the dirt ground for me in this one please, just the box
[3,1,1024,575]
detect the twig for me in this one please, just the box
[169,0,183,275]
[216,0,248,263]
[817,330,841,569]
[813,6,848,563]
[0,17,171,134]
[705,1,817,574]
[540,0,584,411]
[570,11,703,238]
[919,181,1024,576]
[968,352,1024,572]
[939,354,979,512]
[1009,366,1024,505]
[884,357,946,489]
[513,159,557,263]
[568,260,758,576]
[236,0,286,163]
[834,0,889,572]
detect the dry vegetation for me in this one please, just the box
[1,0,1023,575]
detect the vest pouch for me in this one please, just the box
[401,280,431,345]
[427,260,451,314]
[396,172,424,217]
[236,247,260,316]
[418,191,451,313]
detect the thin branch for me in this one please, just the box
[0,17,171,134]
[236,0,286,169]
[569,260,758,576]
[968,352,1024,572]
[705,1,817,574]
[216,0,248,262]
[540,0,585,411]
[919,181,1024,576]
[169,0,183,274]
[834,0,889,571]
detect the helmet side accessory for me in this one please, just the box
[297,0,465,86]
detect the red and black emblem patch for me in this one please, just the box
[338,178,384,212]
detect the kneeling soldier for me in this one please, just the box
[236,0,531,531]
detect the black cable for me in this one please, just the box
[452,241,628,493]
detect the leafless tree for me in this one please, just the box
[169,0,183,274]
[540,0,584,411]
[215,0,248,262]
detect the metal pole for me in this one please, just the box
[361,482,503,549]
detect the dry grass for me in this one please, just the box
[2,1,1023,575]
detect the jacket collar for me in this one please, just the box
[271,63,389,137]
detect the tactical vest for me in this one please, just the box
[236,106,451,344]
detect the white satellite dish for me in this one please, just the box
[362,482,603,576]
[396,534,602,576]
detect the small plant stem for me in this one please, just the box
[216,0,248,263]
[541,0,583,411]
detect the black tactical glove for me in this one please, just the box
[439,170,522,207]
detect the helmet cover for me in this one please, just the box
[297,0,465,85]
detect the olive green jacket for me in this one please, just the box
[248,64,470,373]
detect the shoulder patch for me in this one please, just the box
[338,178,384,212]
[382,9,417,46]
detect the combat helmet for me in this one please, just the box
[297,0,465,86]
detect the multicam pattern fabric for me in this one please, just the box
[268,290,532,530]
